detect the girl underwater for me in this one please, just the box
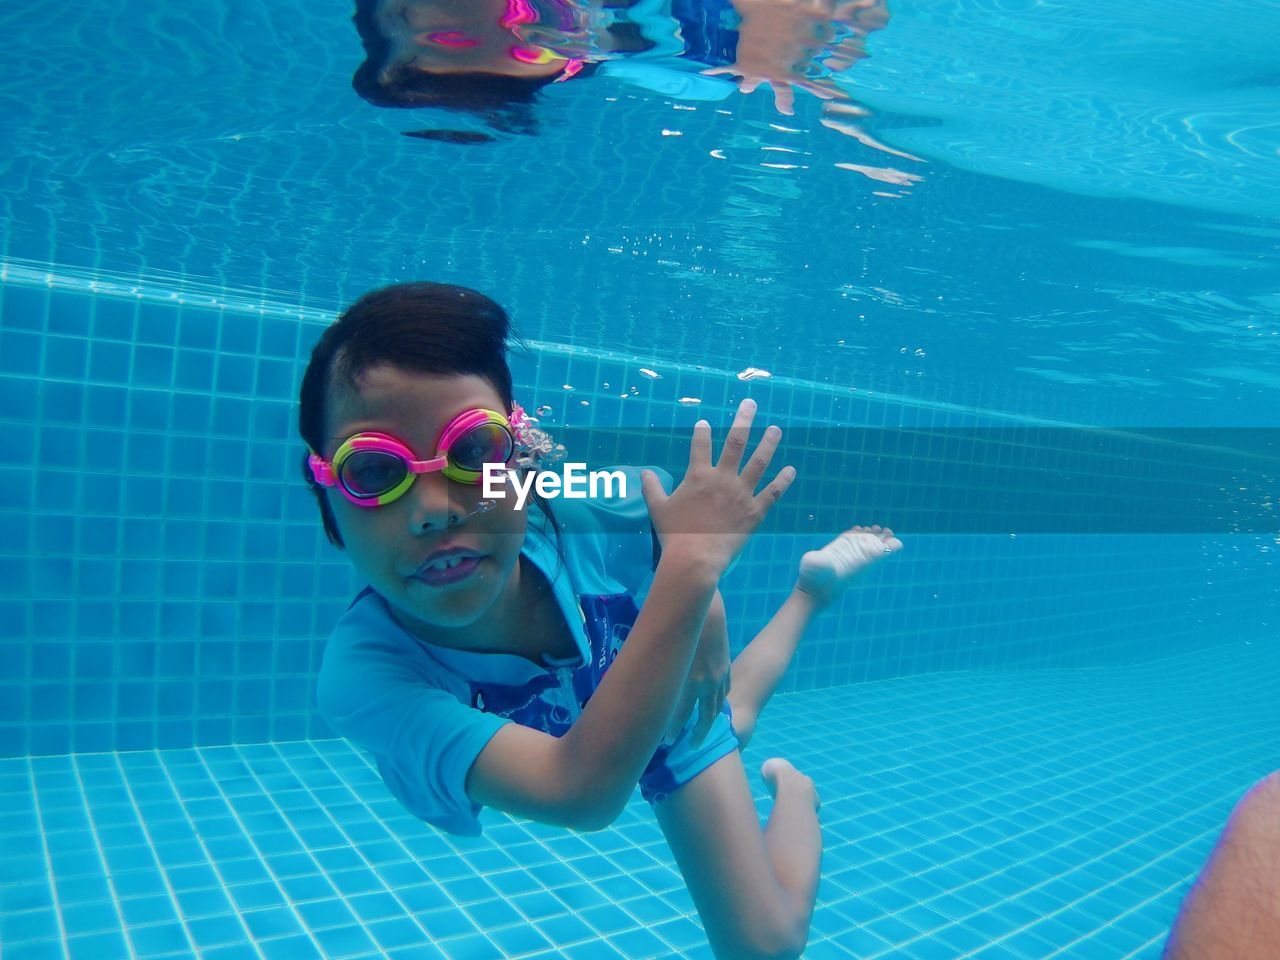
[299,281,902,960]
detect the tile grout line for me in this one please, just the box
[126,750,265,958]
[28,756,72,960]
[68,753,141,960]
[181,745,328,958]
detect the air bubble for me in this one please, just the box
[535,404,553,416]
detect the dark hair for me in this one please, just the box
[297,282,563,560]
[350,0,598,138]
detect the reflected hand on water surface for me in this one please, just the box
[704,0,889,116]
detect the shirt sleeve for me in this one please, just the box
[316,596,511,836]
[596,60,737,100]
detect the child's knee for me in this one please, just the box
[740,915,807,960]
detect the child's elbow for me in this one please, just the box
[563,792,624,832]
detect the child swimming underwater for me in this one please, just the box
[298,281,902,960]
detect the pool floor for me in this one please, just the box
[2,643,1274,960]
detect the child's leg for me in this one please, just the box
[729,525,901,750]
[727,589,822,750]
[654,750,821,960]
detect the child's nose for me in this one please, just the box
[405,471,461,532]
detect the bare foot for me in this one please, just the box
[761,757,821,812]
[797,524,902,607]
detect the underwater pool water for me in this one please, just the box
[2,0,1278,957]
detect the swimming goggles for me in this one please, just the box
[308,407,516,508]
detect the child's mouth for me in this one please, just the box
[414,555,483,586]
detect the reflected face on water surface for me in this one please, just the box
[380,0,572,78]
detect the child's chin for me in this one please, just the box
[406,574,498,624]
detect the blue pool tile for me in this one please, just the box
[438,933,504,960]
[0,375,39,419]
[552,882,610,911]
[128,921,192,955]
[199,944,262,960]
[967,943,1034,960]
[901,942,967,960]
[509,894,568,926]
[4,942,70,960]
[0,881,55,913]
[260,933,326,960]
[387,944,449,960]
[47,294,89,335]
[578,903,634,937]
[399,884,451,914]
[830,925,896,957]
[86,339,129,381]
[186,913,247,950]
[279,873,336,903]
[60,902,121,937]
[327,866,385,897]
[0,908,60,944]
[54,876,111,905]
[417,907,479,941]
[864,911,925,946]
[347,890,403,923]
[218,314,258,355]
[367,916,430,951]
[465,898,521,929]
[176,311,217,351]
[292,895,354,929]
[89,299,137,340]
[0,851,44,883]
[220,858,273,886]
[241,906,303,940]
[66,929,130,960]
[540,911,599,952]
[488,922,554,956]
[1,331,43,374]
[312,922,379,958]
[119,895,176,927]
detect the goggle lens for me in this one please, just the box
[448,422,514,474]
[341,449,410,499]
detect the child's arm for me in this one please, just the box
[468,547,721,829]
[665,588,731,747]
[467,401,792,831]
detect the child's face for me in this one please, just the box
[390,0,567,77]
[323,365,528,640]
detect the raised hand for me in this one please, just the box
[642,399,795,576]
